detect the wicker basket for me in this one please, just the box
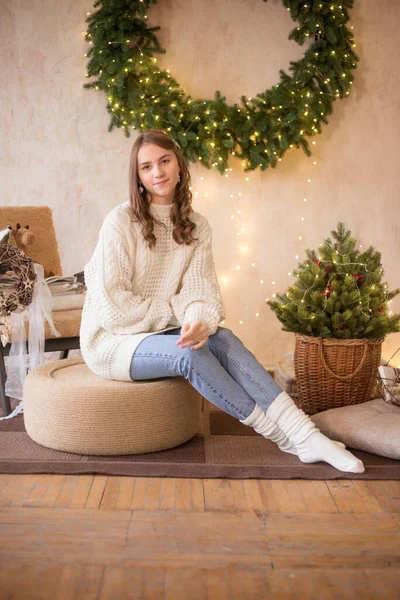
[294,334,383,415]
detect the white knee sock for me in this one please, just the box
[240,404,296,453]
[241,404,346,456]
[265,392,364,474]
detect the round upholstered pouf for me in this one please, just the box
[23,358,202,455]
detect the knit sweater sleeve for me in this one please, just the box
[84,211,173,335]
[170,216,226,336]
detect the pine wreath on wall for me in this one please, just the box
[84,0,358,174]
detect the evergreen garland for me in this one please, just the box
[84,0,359,174]
[267,223,400,339]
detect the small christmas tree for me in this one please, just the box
[268,222,400,339]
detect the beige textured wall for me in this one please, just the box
[1,0,399,368]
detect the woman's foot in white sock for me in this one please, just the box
[295,430,364,473]
[282,438,346,456]
[266,392,365,474]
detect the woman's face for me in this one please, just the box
[137,142,180,205]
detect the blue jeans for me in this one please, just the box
[130,326,284,421]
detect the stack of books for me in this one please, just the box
[45,275,86,312]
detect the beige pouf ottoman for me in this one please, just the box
[23,358,202,455]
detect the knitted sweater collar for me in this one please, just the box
[149,201,174,219]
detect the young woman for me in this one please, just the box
[80,129,364,474]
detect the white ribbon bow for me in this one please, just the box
[1,263,61,420]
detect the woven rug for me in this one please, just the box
[0,412,399,479]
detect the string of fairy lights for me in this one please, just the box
[205,138,394,328]
[83,1,358,170]
[82,4,397,364]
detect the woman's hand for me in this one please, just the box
[176,321,209,350]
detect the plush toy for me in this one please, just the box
[12,223,34,253]
[11,223,54,278]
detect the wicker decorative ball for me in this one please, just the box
[0,243,37,318]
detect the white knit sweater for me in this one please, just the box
[80,201,226,381]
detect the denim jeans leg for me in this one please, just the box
[130,331,257,421]
[206,326,284,412]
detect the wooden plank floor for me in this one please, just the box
[0,474,399,599]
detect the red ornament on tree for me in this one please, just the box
[377,305,384,316]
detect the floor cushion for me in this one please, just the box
[311,398,400,460]
[23,358,202,455]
